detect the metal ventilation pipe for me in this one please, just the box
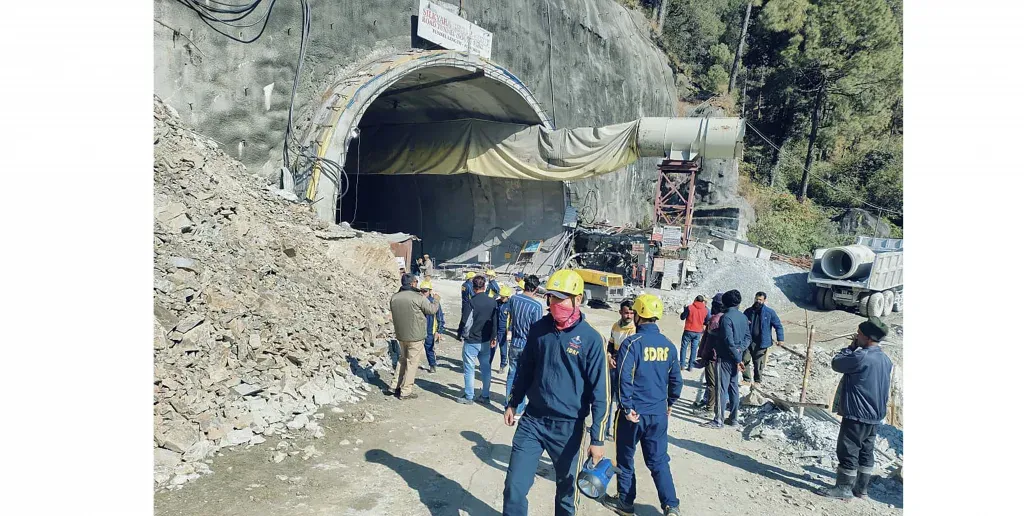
[637,117,745,160]
[820,244,876,280]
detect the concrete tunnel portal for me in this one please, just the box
[302,52,568,269]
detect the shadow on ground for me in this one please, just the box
[461,430,555,480]
[774,272,814,309]
[365,449,500,515]
[669,436,830,492]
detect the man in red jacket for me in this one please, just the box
[679,296,710,372]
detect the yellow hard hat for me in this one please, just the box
[420,280,433,290]
[632,293,664,320]
[486,269,497,277]
[545,269,585,298]
[499,285,513,297]
[465,271,476,279]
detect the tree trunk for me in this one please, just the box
[728,2,753,93]
[657,0,670,35]
[798,87,825,203]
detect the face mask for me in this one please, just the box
[550,300,580,330]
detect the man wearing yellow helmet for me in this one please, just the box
[485,269,501,298]
[490,285,514,372]
[602,293,683,516]
[503,269,609,516]
[419,280,445,374]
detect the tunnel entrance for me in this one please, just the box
[325,57,568,268]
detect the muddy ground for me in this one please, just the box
[155,279,902,515]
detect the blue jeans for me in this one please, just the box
[715,359,740,423]
[506,345,528,414]
[462,341,492,400]
[680,331,702,368]
[490,336,509,368]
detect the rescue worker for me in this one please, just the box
[505,274,545,420]
[819,317,892,500]
[457,271,476,340]
[503,269,609,516]
[513,272,526,294]
[388,274,441,400]
[602,293,682,516]
[491,285,513,373]
[679,295,710,371]
[420,280,445,374]
[693,293,724,412]
[486,269,502,298]
[702,289,748,428]
[459,275,499,404]
[742,291,785,385]
[606,299,636,437]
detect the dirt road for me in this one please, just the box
[155,279,901,515]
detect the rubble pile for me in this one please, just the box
[152,96,399,489]
[740,404,904,472]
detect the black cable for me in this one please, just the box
[282,0,310,169]
[174,0,277,44]
[351,135,361,224]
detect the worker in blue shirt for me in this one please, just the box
[505,274,546,419]
[601,293,682,516]
[457,271,475,339]
[491,285,513,371]
[503,269,609,516]
[486,269,502,298]
[420,280,445,374]
[702,289,750,428]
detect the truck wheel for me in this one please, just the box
[882,290,895,317]
[892,291,904,313]
[858,295,870,317]
[822,288,837,311]
[867,292,885,318]
[815,288,827,309]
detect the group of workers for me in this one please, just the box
[389,267,894,515]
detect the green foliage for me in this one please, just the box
[746,183,844,256]
[661,0,749,95]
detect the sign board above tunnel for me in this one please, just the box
[417,0,493,59]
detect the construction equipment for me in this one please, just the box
[808,237,903,318]
[574,269,626,305]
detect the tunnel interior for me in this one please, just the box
[338,66,566,267]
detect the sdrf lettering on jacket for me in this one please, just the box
[643,347,670,362]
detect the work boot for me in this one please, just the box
[599,494,635,516]
[725,415,738,426]
[818,470,856,500]
[664,506,681,516]
[429,365,437,374]
[700,420,724,429]
[457,397,473,405]
[852,471,873,498]
[399,392,419,401]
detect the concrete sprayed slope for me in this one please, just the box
[152,97,399,489]
[153,0,676,226]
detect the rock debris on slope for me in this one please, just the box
[152,96,399,489]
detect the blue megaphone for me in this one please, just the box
[576,458,620,499]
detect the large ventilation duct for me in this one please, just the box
[820,244,876,280]
[355,117,744,181]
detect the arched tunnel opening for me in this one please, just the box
[335,65,567,269]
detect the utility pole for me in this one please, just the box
[728,2,753,93]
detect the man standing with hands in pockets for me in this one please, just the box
[502,269,610,516]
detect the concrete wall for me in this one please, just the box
[154,0,677,228]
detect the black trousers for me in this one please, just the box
[836,418,877,473]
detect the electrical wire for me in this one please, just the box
[174,0,278,43]
[281,0,310,169]
[744,120,903,217]
[350,135,361,224]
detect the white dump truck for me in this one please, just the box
[808,236,903,318]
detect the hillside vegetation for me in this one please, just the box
[628,0,903,254]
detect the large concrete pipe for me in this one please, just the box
[820,244,876,280]
[637,117,745,160]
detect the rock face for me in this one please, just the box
[153,0,676,227]
[834,208,891,239]
[152,97,398,489]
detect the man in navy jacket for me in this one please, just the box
[742,291,785,384]
[503,269,609,516]
[819,317,892,500]
[601,294,682,516]
[702,289,749,428]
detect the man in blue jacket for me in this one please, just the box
[505,274,546,420]
[702,289,749,429]
[742,291,785,385]
[457,271,476,340]
[602,293,682,516]
[491,286,513,372]
[503,269,609,516]
[819,317,892,500]
[420,280,445,374]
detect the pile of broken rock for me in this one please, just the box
[153,96,398,489]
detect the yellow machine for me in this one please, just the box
[574,269,626,304]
